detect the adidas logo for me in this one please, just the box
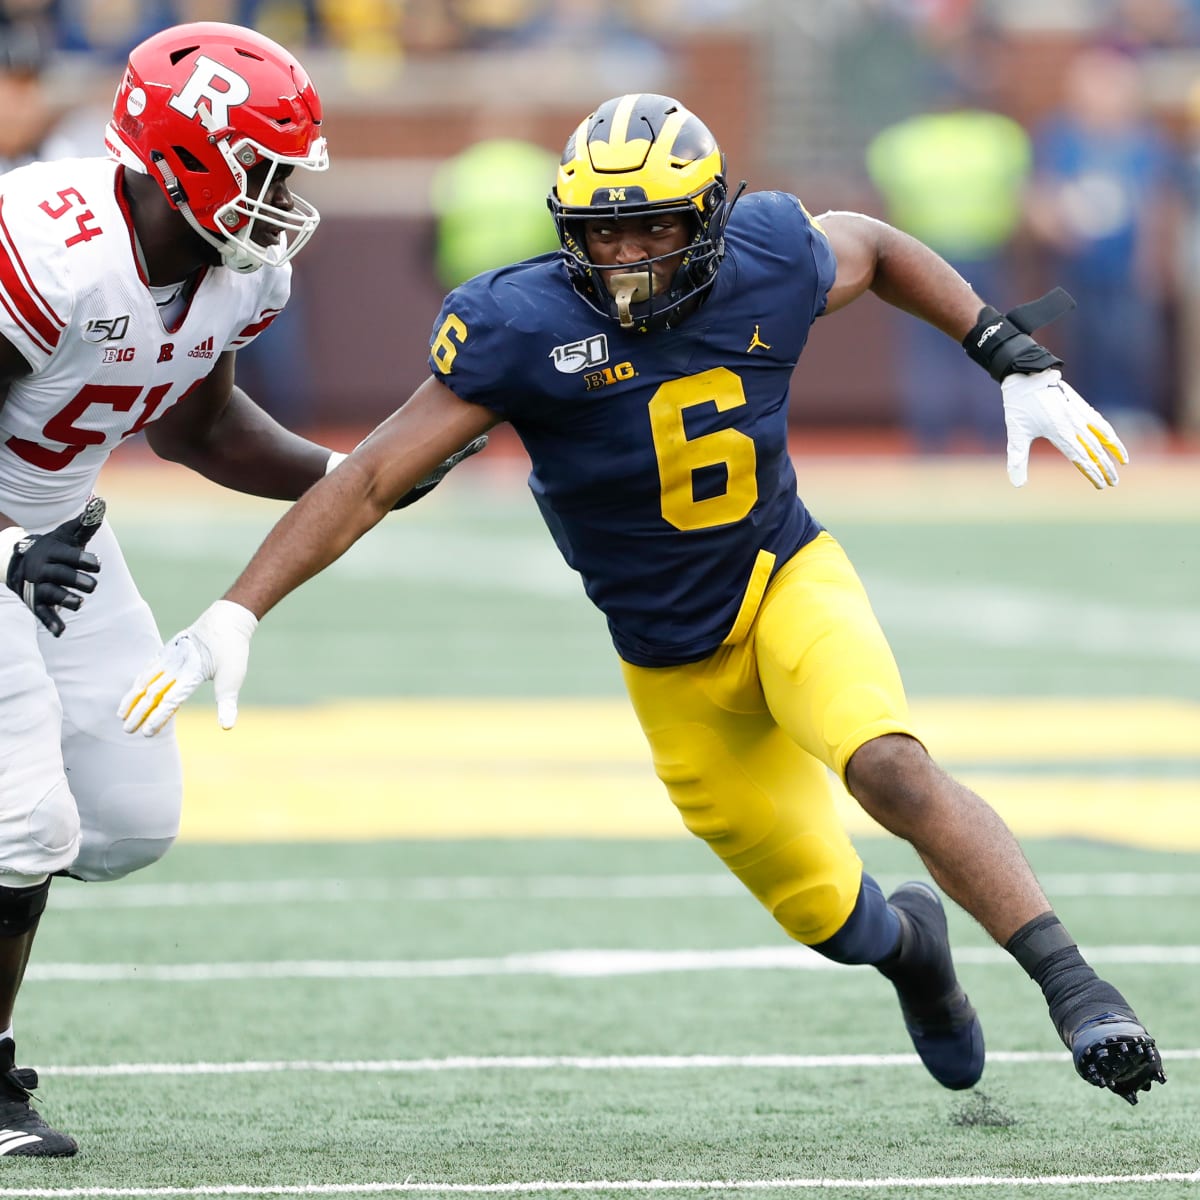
[187,335,215,359]
[0,1127,47,1154]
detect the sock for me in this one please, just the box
[810,874,901,965]
[873,891,962,1017]
[1005,913,1134,1041]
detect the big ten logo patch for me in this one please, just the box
[584,362,636,391]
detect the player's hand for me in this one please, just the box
[1001,369,1128,489]
[119,599,258,736]
[392,434,489,510]
[4,496,106,637]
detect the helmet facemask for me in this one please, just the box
[197,131,327,273]
[555,182,730,330]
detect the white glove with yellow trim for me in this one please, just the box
[1001,369,1129,489]
[119,600,258,736]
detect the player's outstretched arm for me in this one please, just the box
[120,378,496,735]
[325,434,490,509]
[145,353,335,499]
[816,212,1127,489]
[147,352,489,507]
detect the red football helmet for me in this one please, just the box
[104,21,328,273]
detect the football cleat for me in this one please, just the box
[884,882,985,1091]
[1068,1013,1166,1105]
[0,1039,77,1157]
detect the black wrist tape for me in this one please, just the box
[963,306,1064,382]
[1005,913,1076,978]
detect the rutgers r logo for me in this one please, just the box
[608,188,626,202]
[168,56,251,128]
[157,343,174,363]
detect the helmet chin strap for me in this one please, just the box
[609,272,653,329]
[150,151,265,274]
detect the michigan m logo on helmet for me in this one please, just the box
[549,94,740,331]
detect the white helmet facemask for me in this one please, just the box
[208,134,328,272]
[151,127,328,274]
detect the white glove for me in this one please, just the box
[1001,369,1129,489]
[119,600,258,736]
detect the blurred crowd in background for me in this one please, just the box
[4,0,1200,451]
[0,0,734,65]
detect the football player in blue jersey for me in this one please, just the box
[120,94,1164,1105]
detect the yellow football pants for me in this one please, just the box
[620,532,915,945]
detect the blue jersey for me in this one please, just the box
[427,190,837,666]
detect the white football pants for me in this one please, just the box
[0,519,182,882]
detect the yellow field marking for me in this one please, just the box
[913,698,1200,760]
[174,697,1200,850]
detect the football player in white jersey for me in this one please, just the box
[0,21,479,1156]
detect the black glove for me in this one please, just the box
[6,496,106,637]
[392,434,489,511]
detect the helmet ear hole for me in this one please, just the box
[173,146,208,173]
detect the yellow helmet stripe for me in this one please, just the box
[590,95,654,172]
[607,94,638,148]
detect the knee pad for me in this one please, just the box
[650,725,862,943]
[70,833,176,882]
[769,866,861,946]
[810,874,901,963]
[0,778,81,878]
[28,777,82,863]
[0,878,50,936]
[68,775,181,882]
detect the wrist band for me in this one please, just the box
[963,287,1075,382]
[0,525,29,561]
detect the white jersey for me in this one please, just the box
[0,156,290,528]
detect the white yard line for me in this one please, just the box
[37,1049,1200,1078]
[44,873,1200,910]
[864,576,1200,662]
[23,945,1200,982]
[0,1170,1196,1195]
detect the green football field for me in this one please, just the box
[7,447,1195,1198]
